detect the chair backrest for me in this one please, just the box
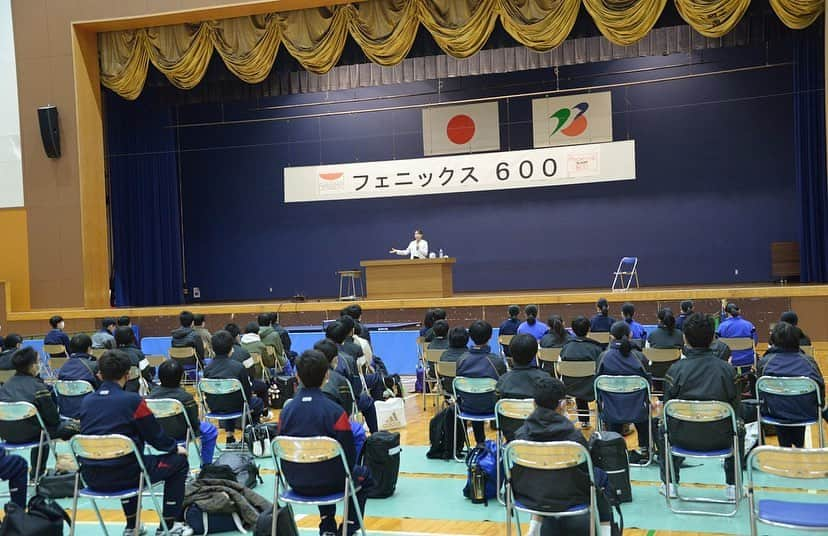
[272,435,342,464]
[48,357,69,372]
[416,336,426,358]
[757,376,822,407]
[587,332,610,344]
[617,257,638,272]
[537,347,561,364]
[0,370,15,384]
[127,366,140,381]
[43,344,67,357]
[0,401,49,443]
[424,349,444,364]
[145,355,167,368]
[70,434,142,465]
[435,360,456,379]
[198,378,244,397]
[145,398,192,441]
[556,360,595,378]
[169,346,197,360]
[495,398,535,440]
[55,380,94,398]
[643,347,682,363]
[718,337,754,351]
[0,401,40,422]
[89,348,106,359]
[800,345,815,357]
[663,399,736,426]
[504,440,594,475]
[498,335,514,347]
[747,445,828,482]
[453,376,497,398]
[594,375,650,397]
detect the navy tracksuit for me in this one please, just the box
[278,387,371,535]
[79,381,189,530]
[0,447,27,508]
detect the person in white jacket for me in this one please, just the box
[389,229,428,259]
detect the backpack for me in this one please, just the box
[462,440,500,505]
[361,431,401,499]
[253,505,299,536]
[270,376,297,409]
[184,505,246,535]
[588,431,632,503]
[0,495,71,536]
[199,452,261,489]
[243,424,273,458]
[426,406,465,460]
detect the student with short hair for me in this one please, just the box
[192,314,213,358]
[439,327,470,393]
[58,334,100,412]
[757,321,824,448]
[325,320,378,433]
[647,308,684,348]
[341,304,370,344]
[596,321,652,464]
[676,300,694,331]
[590,298,615,333]
[314,339,355,413]
[257,314,286,372]
[277,350,371,536]
[92,318,117,349]
[79,351,192,536]
[420,310,436,337]
[517,305,549,341]
[559,316,603,429]
[765,311,811,355]
[457,321,506,445]
[661,313,742,499]
[423,309,446,342]
[114,327,153,393]
[149,360,218,467]
[44,315,70,352]
[539,315,569,348]
[716,303,757,369]
[0,335,22,370]
[498,305,521,357]
[171,310,205,364]
[496,334,547,400]
[203,330,266,445]
[621,302,647,342]
[427,320,450,351]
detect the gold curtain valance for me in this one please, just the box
[99,0,824,100]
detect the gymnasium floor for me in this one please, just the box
[42,382,827,536]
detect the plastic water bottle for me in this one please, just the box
[439,248,444,258]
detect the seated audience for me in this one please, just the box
[79,351,192,536]
[0,448,27,508]
[57,334,100,419]
[203,331,266,445]
[496,334,547,400]
[0,335,22,370]
[647,308,684,348]
[765,311,811,356]
[596,321,652,464]
[676,300,693,331]
[44,315,70,350]
[420,310,436,337]
[171,310,205,364]
[716,302,757,369]
[498,305,521,357]
[660,313,742,499]
[149,360,218,468]
[325,319,378,433]
[341,316,366,361]
[342,304,370,344]
[457,321,506,446]
[427,320,450,351]
[269,312,295,364]
[590,298,615,333]
[240,322,267,378]
[424,309,446,342]
[621,302,647,342]
[559,316,603,429]
[439,327,470,393]
[223,323,251,366]
[192,314,214,358]
[757,321,824,448]
[539,315,569,349]
[0,347,71,478]
[117,316,132,327]
[513,377,612,535]
[257,314,286,372]
[517,304,549,341]
[92,318,117,349]
[315,339,355,414]
[277,350,371,536]
[114,327,153,393]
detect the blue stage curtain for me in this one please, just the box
[794,27,828,283]
[105,89,184,306]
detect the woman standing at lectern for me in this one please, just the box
[390,229,429,259]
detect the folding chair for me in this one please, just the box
[663,399,741,516]
[594,375,652,465]
[271,436,366,536]
[719,337,756,368]
[494,399,535,505]
[264,345,283,374]
[43,344,67,359]
[144,355,168,382]
[756,376,824,447]
[248,353,270,382]
[555,360,596,424]
[537,347,561,374]
[44,357,69,380]
[498,335,514,363]
[504,440,601,536]
[642,347,681,397]
[587,332,611,346]
[89,348,106,359]
[434,361,456,405]
[68,434,171,536]
[746,446,828,535]
[422,349,443,409]
[198,378,249,451]
[452,377,497,462]
[611,256,639,291]
[168,347,201,385]
[0,401,53,485]
[54,380,94,420]
[800,345,815,357]
[145,398,203,459]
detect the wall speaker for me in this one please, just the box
[37,105,60,158]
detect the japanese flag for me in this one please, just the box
[422,102,500,156]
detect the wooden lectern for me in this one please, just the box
[360,258,455,299]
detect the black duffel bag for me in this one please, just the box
[0,495,71,536]
[36,470,77,499]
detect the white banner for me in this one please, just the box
[284,140,635,203]
[532,91,612,149]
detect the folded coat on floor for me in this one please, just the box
[184,478,272,527]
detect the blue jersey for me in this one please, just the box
[518,321,549,341]
[626,319,647,341]
[716,316,757,367]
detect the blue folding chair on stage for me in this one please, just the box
[611,256,639,291]
[452,377,498,462]
[68,434,171,536]
[270,436,366,536]
[504,440,601,536]
[756,376,825,447]
[746,446,828,535]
